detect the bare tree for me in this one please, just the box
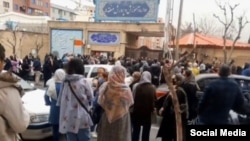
[213,0,239,63]
[6,26,25,55]
[162,47,196,141]
[161,13,197,141]
[34,23,46,55]
[228,15,249,61]
[197,17,219,35]
[180,22,193,37]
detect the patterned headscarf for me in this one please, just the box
[98,65,134,123]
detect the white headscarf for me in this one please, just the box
[46,69,66,100]
[132,71,152,94]
[54,69,66,82]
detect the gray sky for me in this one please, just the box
[52,0,250,42]
[159,0,250,42]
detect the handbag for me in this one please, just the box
[66,80,93,119]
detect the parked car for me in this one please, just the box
[6,72,52,140]
[155,73,250,124]
[84,64,133,87]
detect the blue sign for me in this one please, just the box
[50,29,83,58]
[95,0,159,22]
[88,32,120,45]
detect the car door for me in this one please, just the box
[196,77,217,100]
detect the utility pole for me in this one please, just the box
[175,0,184,61]
[163,0,173,59]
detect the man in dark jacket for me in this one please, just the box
[150,59,161,87]
[33,56,42,85]
[198,64,248,124]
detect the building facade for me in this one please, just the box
[137,18,165,50]
[0,0,13,14]
[12,0,50,16]
[50,3,76,21]
[74,5,95,22]
[48,21,164,59]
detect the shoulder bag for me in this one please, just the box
[66,80,92,119]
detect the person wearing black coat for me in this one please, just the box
[157,74,188,141]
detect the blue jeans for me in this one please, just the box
[66,128,90,141]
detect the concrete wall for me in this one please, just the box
[0,30,49,61]
[0,12,51,23]
[182,46,250,66]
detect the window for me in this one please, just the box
[3,1,9,8]
[64,11,66,16]
[58,10,62,16]
[196,78,217,92]
[235,79,250,93]
[14,4,19,11]
[44,12,48,16]
[32,0,36,4]
[36,0,43,6]
[90,67,99,78]
[45,3,49,8]
[28,8,32,14]
[34,9,43,15]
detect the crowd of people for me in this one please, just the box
[1,41,250,141]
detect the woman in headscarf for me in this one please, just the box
[131,71,156,141]
[183,69,199,121]
[44,68,66,141]
[97,65,134,141]
[129,71,141,91]
[157,74,188,141]
[57,58,94,141]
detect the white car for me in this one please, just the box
[12,74,52,140]
[84,64,133,86]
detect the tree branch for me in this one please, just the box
[228,17,249,61]
[214,1,239,63]
[170,47,196,70]
[6,39,15,47]
[213,14,226,25]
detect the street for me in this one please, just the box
[28,125,161,141]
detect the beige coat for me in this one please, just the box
[0,72,30,141]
